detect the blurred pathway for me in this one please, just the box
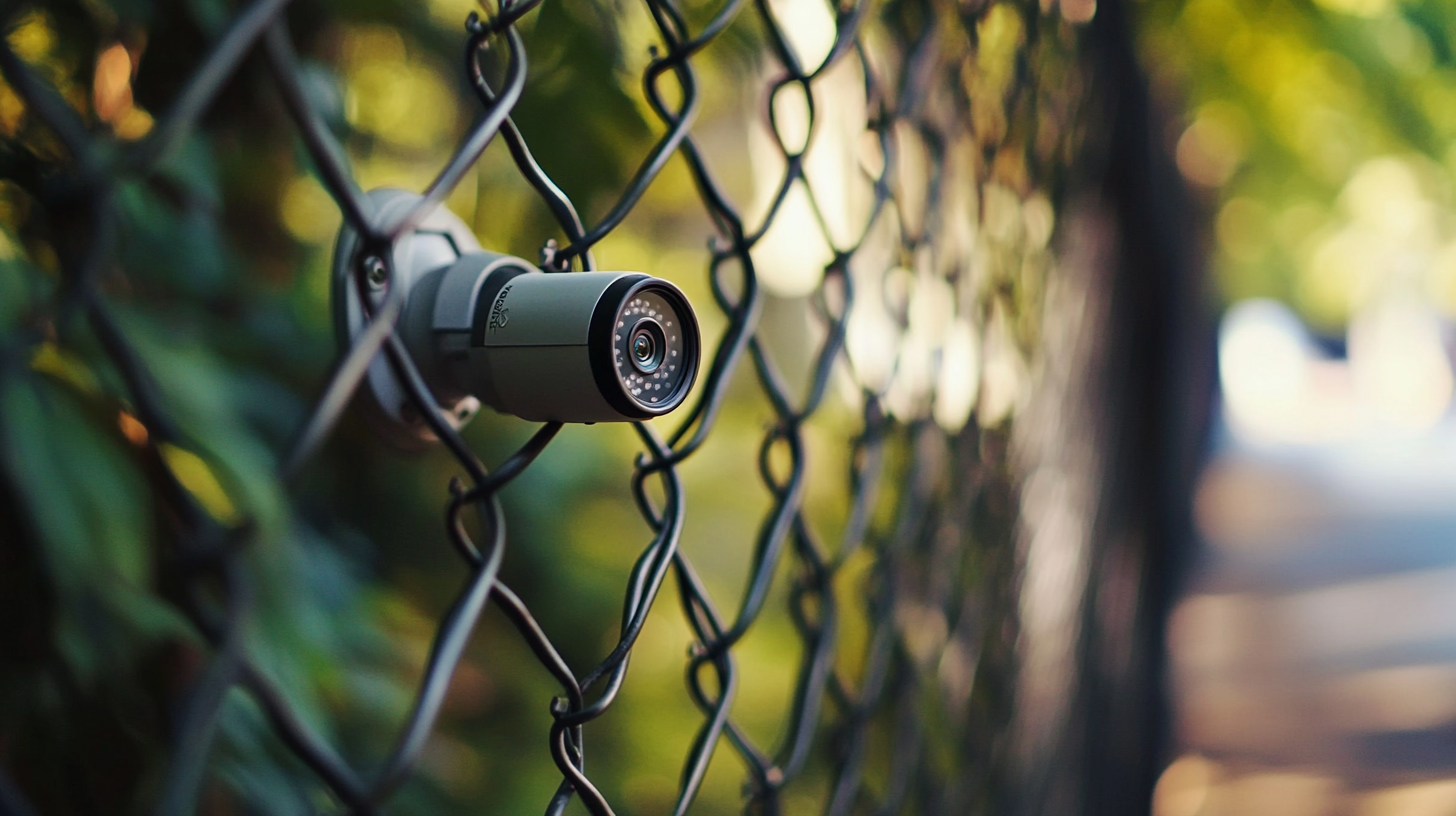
[1162,424,1456,816]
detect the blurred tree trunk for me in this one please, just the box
[1008,0,1215,812]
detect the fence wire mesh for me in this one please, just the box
[0,0,1119,813]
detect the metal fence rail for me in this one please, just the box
[0,0,1097,813]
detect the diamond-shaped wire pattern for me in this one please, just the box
[0,0,1112,813]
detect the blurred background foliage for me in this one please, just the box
[1138,0,1456,331]
[0,0,1088,812]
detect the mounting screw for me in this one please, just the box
[364,256,389,289]
[452,397,480,426]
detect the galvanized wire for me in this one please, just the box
[0,0,1090,813]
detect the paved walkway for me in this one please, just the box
[1162,424,1456,816]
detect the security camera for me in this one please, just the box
[333,189,700,447]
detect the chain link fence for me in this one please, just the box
[0,0,1190,813]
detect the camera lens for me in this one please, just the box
[629,319,666,374]
[632,333,653,365]
[608,284,696,413]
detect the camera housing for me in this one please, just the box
[333,190,700,446]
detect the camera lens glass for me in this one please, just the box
[629,319,666,374]
[612,285,695,411]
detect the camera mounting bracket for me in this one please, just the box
[331,188,490,450]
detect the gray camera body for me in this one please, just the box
[333,189,699,447]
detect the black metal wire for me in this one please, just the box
[0,0,1093,812]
